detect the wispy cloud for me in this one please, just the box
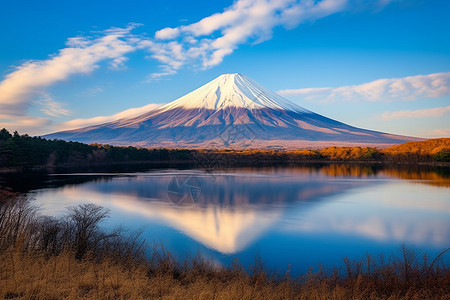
[38,94,71,117]
[82,86,105,97]
[381,106,450,120]
[0,117,52,136]
[278,72,450,102]
[0,24,140,117]
[424,129,450,138]
[56,103,162,131]
[143,0,393,80]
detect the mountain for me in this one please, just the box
[45,73,418,149]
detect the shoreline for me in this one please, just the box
[1,158,449,174]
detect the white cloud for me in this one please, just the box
[278,72,450,102]
[56,103,162,131]
[145,0,393,80]
[0,24,139,117]
[155,27,180,40]
[0,24,144,135]
[381,106,450,120]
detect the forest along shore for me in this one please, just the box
[0,129,449,171]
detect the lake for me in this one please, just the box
[3,164,449,275]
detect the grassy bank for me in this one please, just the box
[1,190,449,299]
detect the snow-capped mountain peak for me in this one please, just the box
[44,73,417,149]
[159,73,309,113]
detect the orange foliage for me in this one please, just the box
[382,138,450,162]
[383,138,450,156]
[318,147,379,161]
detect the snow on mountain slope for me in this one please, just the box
[159,73,309,113]
[44,73,419,149]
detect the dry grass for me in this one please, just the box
[1,190,449,299]
[1,246,449,300]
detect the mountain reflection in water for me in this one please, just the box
[20,165,450,273]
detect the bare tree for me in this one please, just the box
[65,203,110,260]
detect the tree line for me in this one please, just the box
[0,128,192,168]
[0,128,448,168]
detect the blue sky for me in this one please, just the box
[0,0,449,138]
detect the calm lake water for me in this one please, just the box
[5,164,450,275]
